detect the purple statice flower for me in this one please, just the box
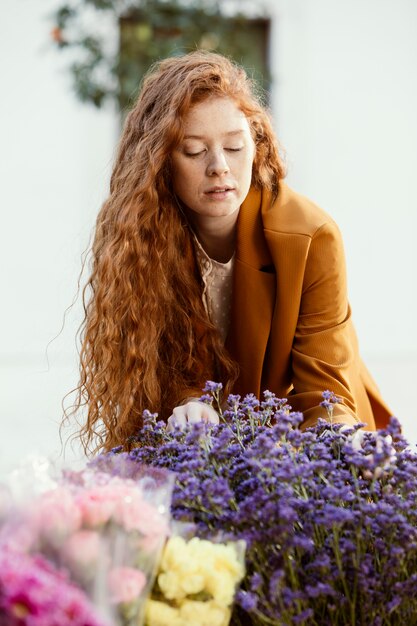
[203,381,223,393]
[99,386,417,626]
[235,589,258,612]
[320,389,342,421]
[241,393,260,410]
[0,548,108,626]
[198,393,213,404]
[321,390,341,403]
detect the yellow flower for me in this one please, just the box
[160,536,188,570]
[208,543,244,604]
[145,598,231,626]
[145,599,182,626]
[179,599,231,626]
[158,537,206,599]
[156,536,245,606]
[158,570,205,599]
[205,571,236,606]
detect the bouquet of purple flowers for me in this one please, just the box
[98,383,417,626]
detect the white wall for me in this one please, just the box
[270,0,417,436]
[0,0,118,476]
[1,0,416,477]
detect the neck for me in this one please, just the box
[189,210,239,263]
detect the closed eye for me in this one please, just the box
[185,150,206,157]
[184,147,243,157]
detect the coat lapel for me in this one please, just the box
[225,188,276,397]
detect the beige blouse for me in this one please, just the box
[193,236,235,343]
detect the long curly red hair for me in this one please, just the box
[68,50,285,454]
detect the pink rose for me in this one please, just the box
[139,529,167,553]
[137,502,169,537]
[35,487,81,547]
[112,487,145,532]
[108,566,146,604]
[76,486,117,528]
[113,490,168,541]
[62,530,103,581]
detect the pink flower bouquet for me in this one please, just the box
[0,547,109,626]
[0,457,174,626]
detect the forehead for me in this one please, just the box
[182,97,250,135]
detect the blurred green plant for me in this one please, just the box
[51,0,270,112]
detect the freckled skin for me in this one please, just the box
[171,97,255,237]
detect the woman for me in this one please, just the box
[74,50,391,453]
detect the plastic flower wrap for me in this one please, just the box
[0,455,174,626]
[145,531,245,626]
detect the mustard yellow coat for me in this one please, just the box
[224,182,392,430]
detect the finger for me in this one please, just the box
[167,409,187,431]
[185,401,219,425]
[185,403,204,425]
[202,405,219,425]
[166,415,176,432]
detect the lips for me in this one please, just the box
[204,185,235,194]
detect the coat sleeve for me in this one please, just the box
[289,220,362,428]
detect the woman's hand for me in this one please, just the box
[167,400,219,431]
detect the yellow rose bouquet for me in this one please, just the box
[145,535,245,626]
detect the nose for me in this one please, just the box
[206,151,230,176]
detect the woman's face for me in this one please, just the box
[171,97,255,227]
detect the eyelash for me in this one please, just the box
[185,147,243,157]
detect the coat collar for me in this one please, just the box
[235,186,274,269]
[225,186,277,397]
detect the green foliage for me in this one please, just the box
[51,0,270,111]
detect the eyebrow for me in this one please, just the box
[183,130,245,140]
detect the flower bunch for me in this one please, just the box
[146,535,245,626]
[102,383,417,626]
[0,459,174,626]
[0,547,108,626]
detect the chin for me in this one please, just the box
[206,201,240,214]
[207,208,239,218]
